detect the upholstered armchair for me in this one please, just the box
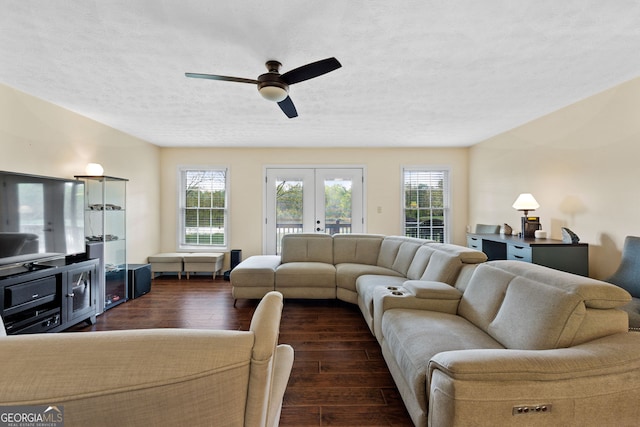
[606,236,640,330]
[0,291,293,426]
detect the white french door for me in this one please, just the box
[264,167,364,254]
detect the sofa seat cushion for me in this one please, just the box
[336,263,403,293]
[275,262,336,288]
[356,274,408,331]
[382,308,503,417]
[356,274,408,301]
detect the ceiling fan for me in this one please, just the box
[185,57,341,118]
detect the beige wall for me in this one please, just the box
[7,72,637,280]
[0,84,161,264]
[469,76,640,279]
[159,147,469,261]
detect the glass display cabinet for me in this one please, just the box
[75,175,128,311]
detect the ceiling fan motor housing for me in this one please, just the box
[257,62,289,101]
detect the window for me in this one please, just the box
[403,168,450,243]
[179,168,228,249]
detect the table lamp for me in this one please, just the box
[512,193,540,238]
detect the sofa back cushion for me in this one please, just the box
[333,234,384,265]
[406,245,435,280]
[418,251,463,284]
[377,236,428,273]
[391,241,423,275]
[376,237,403,269]
[458,261,632,350]
[405,243,488,283]
[487,277,585,349]
[280,233,333,264]
[488,259,631,309]
[457,264,513,332]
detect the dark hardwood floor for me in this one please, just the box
[66,276,414,426]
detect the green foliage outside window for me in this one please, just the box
[182,169,227,247]
[403,170,448,243]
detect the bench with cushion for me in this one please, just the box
[148,252,184,279]
[148,252,225,279]
[183,253,225,279]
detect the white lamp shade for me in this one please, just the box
[258,85,288,102]
[512,193,540,211]
[85,163,104,176]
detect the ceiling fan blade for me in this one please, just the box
[277,96,298,118]
[280,57,342,85]
[185,73,259,85]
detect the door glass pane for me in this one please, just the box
[275,178,304,253]
[71,269,92,314]
[265,167,363,255]
[324,176,352,235]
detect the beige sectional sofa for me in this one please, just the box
[0,291,293,427]
[232,233,640,426]
[231,233,487,305]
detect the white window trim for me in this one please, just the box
[401,165,451,243]
[177,165,230,252]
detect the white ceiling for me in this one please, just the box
[2,1,640,148]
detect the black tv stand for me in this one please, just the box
[0,257,99,335]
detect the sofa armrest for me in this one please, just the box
[427,332,640,427]
[430,332,640,381]
[373,281,462,340]
[403,280,463,300]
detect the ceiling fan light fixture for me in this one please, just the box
[185,57,341,117]
[258,85,288,102]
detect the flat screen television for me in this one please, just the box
[0,171,85,272]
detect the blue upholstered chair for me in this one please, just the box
[475,224,500,234]
[606,236,640,330]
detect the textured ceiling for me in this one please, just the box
[2,1,640,148]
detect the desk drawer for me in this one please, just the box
[507,244,532,263]
[467,236,482,250]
